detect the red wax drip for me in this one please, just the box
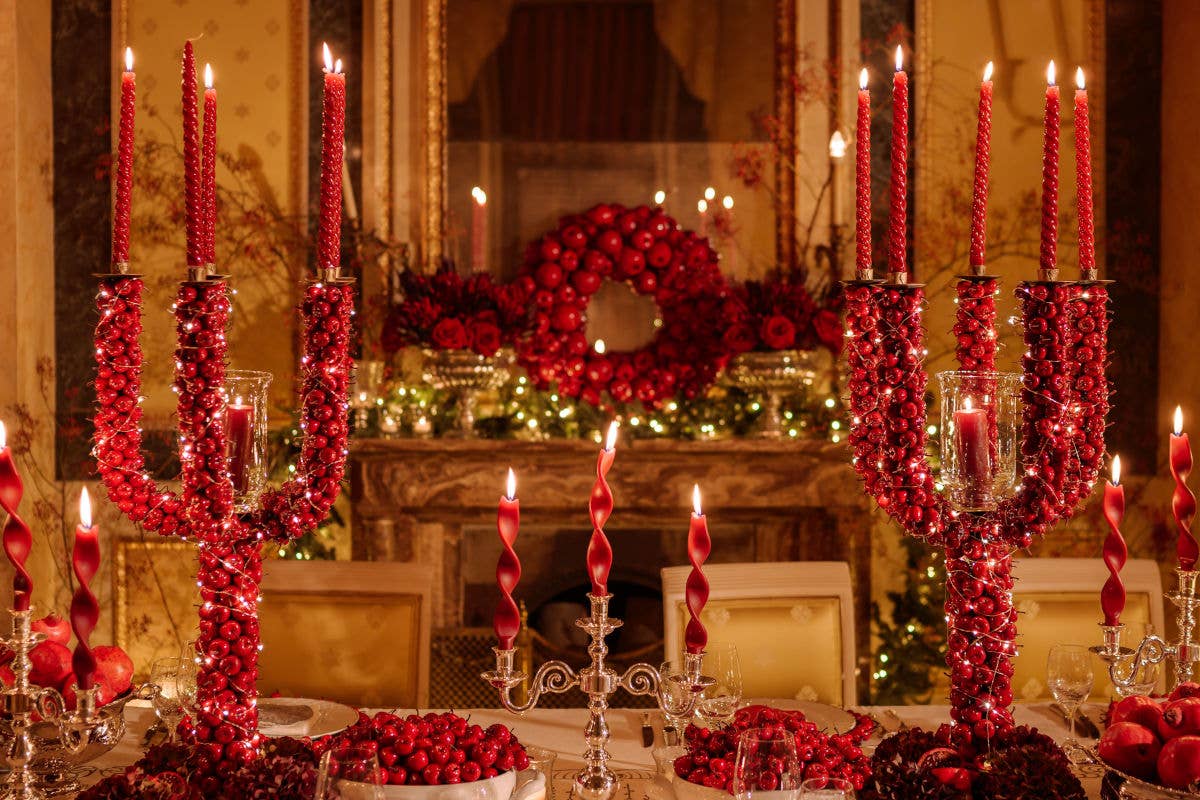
[968,80,993,267]
[888,70,909,277]
[112,70,136,266]
[1075,88,1095,274]
[1101,481,1127,626]
[684,512,711,654]
[494,495,521,649]
[70,524,100,689]
[182,42,202,267]
[1171,432,1197,571]
[317,70,346,271]
[0,451,32,611]
[855,87,872,274]
[1038,84,1061,273]
[201,86,217,265]
[587,447,615,595]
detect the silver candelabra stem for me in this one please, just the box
[482,593,713,800]
[1093,570,1200,695]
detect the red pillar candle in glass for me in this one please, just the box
[1101,456,1127,626]
[182,40,202,268]
[471,187,488,271]
[317,43,346,272]
[968,61,994,268]
[0,422,32,611]
[855,68,871,277]
[685,484,711,655]
[226,397,255,495]
[1039,61,1061,275]
[70,488,101,689]
[495,469,521,649]
[112,47,136,267]
[954,397,991,488]
[587,422,619,596]
[1171,406,1198,571]
[888,46,909,279]
[201,63,217,266]
[1074,67,1095,276]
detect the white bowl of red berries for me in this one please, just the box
[321,711,542,800]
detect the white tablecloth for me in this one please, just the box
[72,703,1110,798]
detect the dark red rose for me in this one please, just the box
[760,315,796,350]
[431,318,468,350]
[468,321,503,356]
[814,309,843,353]
[722,323,757,355]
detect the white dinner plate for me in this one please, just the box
[258,696,360,739]
[738,698,856,734]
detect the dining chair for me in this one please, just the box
[258,560,432,708]
[1012,557,1165,701]
[661,561,856,706]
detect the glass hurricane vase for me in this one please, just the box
[423,349,511,437]
[937,370,1021,512]
[727,350,818,438]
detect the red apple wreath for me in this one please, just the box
[2,612,134,711]
[1098,684,1200,791]
[515,203,733,408]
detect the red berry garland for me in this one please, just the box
[515,203,731,408]
[953,279,998,372]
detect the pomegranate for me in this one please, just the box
[28,641,72,688]
[1099,722,1161,780]
[1159,697,1200,741]
[1158,735,1200,790]
[31,613,71,647]
[1171,682,1200,701]
[93,645,134,694]
[1110,695,1163,731]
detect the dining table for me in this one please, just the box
[69,702,1114,798]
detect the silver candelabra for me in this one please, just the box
[1093,570,1200,696]
[482,593,712,800]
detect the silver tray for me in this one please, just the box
[1089,746,1200,799]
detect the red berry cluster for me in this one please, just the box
[325,711,529,787]
[845,285,891,511]
[93,277,184,534]
[175,280,234,532]
[673,705,874,793]
[953,279,997,372]
[1065,282,1110,495]
[515,203,731,407]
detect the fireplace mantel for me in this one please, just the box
[349,437,876,666]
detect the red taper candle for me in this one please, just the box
[182,41,202,268]
[888,46,909,279]
[1039,60,1060,275]
[70,488,101,689]
[1171,406,1198,571]
[1074,67,1095,276]
[495,469,521,649]
[685,484,711,655]
[587,422,618,595]
[854,68,871,277]
[968,62,994,268]
[1101,456,1126,626]
[112,47,136,267]
[201,63,217,266]
[0,422,32,611]
[317,44,346,272]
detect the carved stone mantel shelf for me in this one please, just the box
[349,437,875,667]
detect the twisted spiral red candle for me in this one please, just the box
[317,46,346,272]
[182,41,202,268]
[888,49,909,279]
[587,424,617,596]
[684,485,710,654]
[1074,69,1095,275]
[1171,408,1197,571]
[1039,63,1060,275]
[70,489,101,689]
[112,49,136,266]
[968,64,993,268]
[201,65,217,266]
[855,70,871,276]
[1101,458,1126,626]
[0,426,32,611]
[494,469,521,650]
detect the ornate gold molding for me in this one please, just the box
[421,0,447,272]
[775,0,798,271]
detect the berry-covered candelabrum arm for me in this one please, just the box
[845,285,892,510]
[1066,283,1110,495]
[954,279,998,372]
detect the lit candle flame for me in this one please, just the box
[125,47,134,72]
[653,189,666,205]
[471,186,487,206]
[983,61,994,82]
[692,484,702,516]
[1075,67,1085,90]
[604,421,619,451]
[895,45,904,72]
[963,396,974,412]
[506,467,516,501]
[594,339,606,355]
[828,130,847,159]
[80,487,93,529]
[859,68,868,90]
[1046,60,1056,86]
[697,199,708,214]
[1176,405,1184,436]
[0,420,7,450]
[334,58,342,74]
[322,42,333,73]
[204,63,213,90]
[704,187,716,202]
[721,195,733,210]
[1111,455,1121,487]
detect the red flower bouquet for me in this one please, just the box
[722,271,842,356]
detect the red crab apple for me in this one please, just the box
[31,613,71,646]
[28,641,71,688]
[1158,735,1200,789]
[93,645,134,694]
[1172,682,1200,701]
[1110,695,1163,731]
[1160,697,1200,741]
[1099,722,1161,780]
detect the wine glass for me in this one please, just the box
[659,658,695,744]
[732,728,801,800]
[1047,643,1094,747]
[315,744,385,799]
[697,642,742,728]
[801,776,855,798]
[149,657,197,743]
